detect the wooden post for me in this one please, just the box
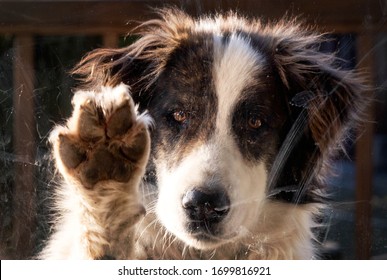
[12,34,36,259]
[355,34,375,260]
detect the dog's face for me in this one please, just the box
[148,34,288,249]
[74,9,365,251]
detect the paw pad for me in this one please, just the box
[52,85,150,189]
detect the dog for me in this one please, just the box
[39,8,367,259]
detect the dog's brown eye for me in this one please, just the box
[173,110,187,123]
[248,116,262,129]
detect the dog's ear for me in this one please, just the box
[268,26,369,202]
[278,44,366,149]
[71,8,192,106]
[71,48,152,106]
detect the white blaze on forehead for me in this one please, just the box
[213,34,264,133]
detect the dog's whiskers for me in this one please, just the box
[135,218,158,244]
[161,235,179,259]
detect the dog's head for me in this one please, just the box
[73,9,366,250]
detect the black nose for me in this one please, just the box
[182,188,230,223]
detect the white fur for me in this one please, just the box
[155,140,268,249]
[153,36,270,251]
[213,33,264,133]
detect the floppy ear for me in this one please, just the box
[71,47,153,107]
[277,44,366,152]
[71,8,192,108]
[268,28,369,203]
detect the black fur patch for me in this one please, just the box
[147,35,218,168]
[231,72,287,165]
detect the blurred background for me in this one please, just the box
[0,0,386,259]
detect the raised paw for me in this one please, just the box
[51,84,152,189]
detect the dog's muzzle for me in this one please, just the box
[182,187,230,236]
